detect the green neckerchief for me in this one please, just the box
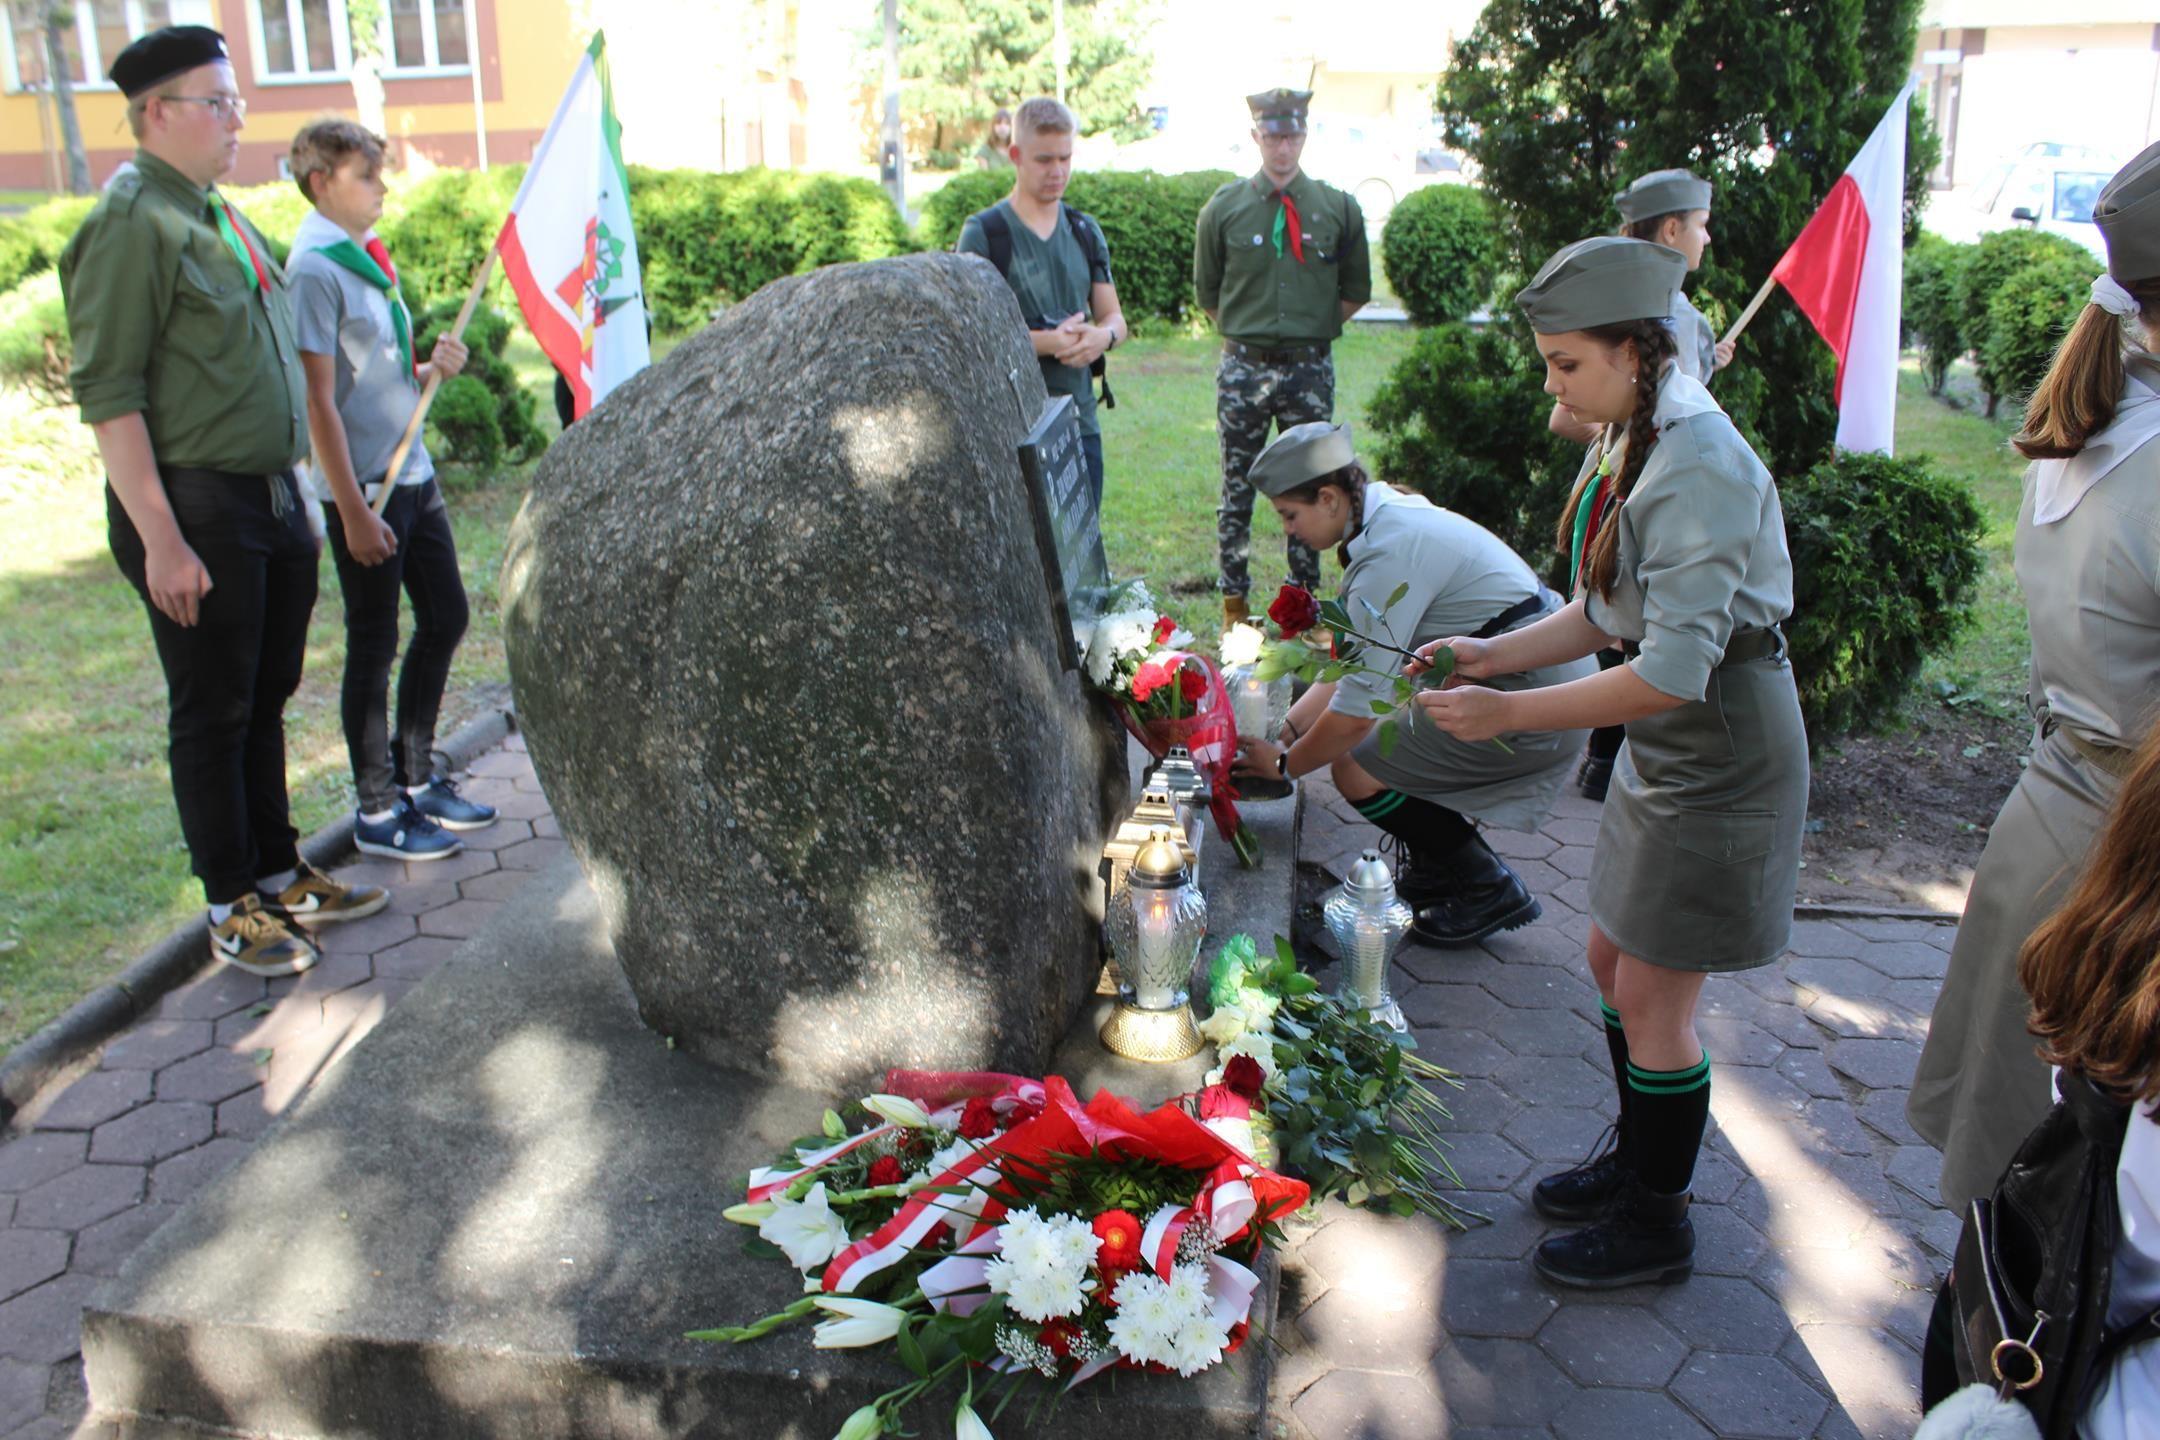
[203,191,264,294]
[1568,437,1622,592]
[312,235,414,378]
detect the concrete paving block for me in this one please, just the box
[1544,818,1602,848]
[1783,955,1899,1002]
[96,1020,213,1072]
[1651,1274,1795,1353]
[1823,1039,1921,1093]
[1507,858,1567,896]
[1781,1325,1923,1439]
[31,1071,151,1133]
[1884,1147,1941,1208]
[1488,1008,1595,1058]
[0,1136,86,1196]
[0,1358,44,1432]
[1486,828,1559,861]
[394,848,499,886]
[311,910,417,957]
[1547,877,1591,915]
[382,880,461,916]
[0,1232,69,1306]
[1784,921,1868,959]
[14,1161,143,1231]
[1439,1258,1560,1338]
[1793,1100,1876,1158]
[1483,966,1600,1016]
[147,1139,252,1209]
[464,750,530,779]
[1848,942,1948,982]
[1424,1077,1520,1135]
[1544,844,1595,880]
[280,946,378,996]
[260,1016,352,1112]
[417,898,507,939]
[1837,920,1954,948]
[69,1203,183,1279]
[1537,1304,1689,1387]
[1431,1336,1578,1426]
[1553,1386,1711,1440]
[152,1048,263,1106]
[1398,983,1505,1031]
[1290,1366,1446,1440]
[1433,1133,1534,1194]
[1400,945,1510,988]
[490,790,554,822]
[370,936,464,981]
[150,969,265,1023]
[1697,1015,1786,1068]
[1438,1203,1546,1262]
[1776,1048,1847,1101]
[455,869,536,903]
[1492,1054,1611,1111]
[1688,1204,1772,1278]
[87,1102,213,1166]
[1410,1028,1514,1080]
[0,1274,97,1365]
[1477,922,1585,969]
[445,820,533,853]
[213,1093,277,1141]
[1879,979,1942,1019]
[1669,1351,1830,1438]
[1803,990,1925,1043]
[1292,1284,1445,1371]
[531,813,561,839]
[1299,1209,1449,1295]
[1685,1148,1746,1207]
[1501,1107,1609,1164]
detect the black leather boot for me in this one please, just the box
[1532,1175,1693,1288]
[1410,834,1541,947]
[1576,752,1614,802]
[1377,836,1453,912]
[1531,1122,1627,1223]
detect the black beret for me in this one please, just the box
[109,25,230,99]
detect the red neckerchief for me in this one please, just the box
[1276,189,1305,262]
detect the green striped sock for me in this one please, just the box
[1600,1001,1631,1151]
[1626,1051,1712,1193]
[1350,789,1409,822]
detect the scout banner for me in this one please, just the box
[497,30,649,421]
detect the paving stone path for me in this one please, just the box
[0,744,1953,1438]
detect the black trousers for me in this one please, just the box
[1588,647,1626,761]
[108,470,317,906]
[322,479,469,813]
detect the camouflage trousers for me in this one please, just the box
[1217,348,1334,597]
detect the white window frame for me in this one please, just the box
[243,0,354,86]
[1,0,211,95]
[378,0,474,79]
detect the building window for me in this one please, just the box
[2,0,201,93]
[254,0,346,78]
[384,0,470,73]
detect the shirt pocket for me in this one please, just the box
[1303,211,1344,265]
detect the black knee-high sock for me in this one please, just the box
[1600,1000,1632,1151]
[1626,1051,1711,1195]
[1349,789,1476,858]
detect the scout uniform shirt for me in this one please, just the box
[60,150,308,476]
[1671,290,1719,384]
[956,200,1112,437]
[1194,171,1371,348]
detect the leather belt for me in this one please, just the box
[1473,589,1556,640]
[1223,339,1330,365]
[1621,627,1786,667]
[161,465,300,518]
[2056,725,2137,780]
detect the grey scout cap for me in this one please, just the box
[1614,168,1713,224]
[2097,140,2160,283]
[1247,88,1311,136]
[1515,236,1688,333]
[1250,421,1356,496]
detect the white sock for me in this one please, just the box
[360,807,396,824]
[208,902,234,925]
[257,868,298,895]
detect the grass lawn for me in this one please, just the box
[0,323,2029,1055]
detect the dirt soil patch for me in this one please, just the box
[1800,704,2029,914]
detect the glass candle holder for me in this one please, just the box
[1323,849,1412,1032]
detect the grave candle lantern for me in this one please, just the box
[1323,849,1412,1032]
[1099,827,1207,1061]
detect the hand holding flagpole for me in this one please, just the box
[373,246,498,516]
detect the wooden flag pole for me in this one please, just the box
[1719,273,1781,349]
[373,245,499,516]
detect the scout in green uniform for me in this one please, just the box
[1193,88,1371,629]
[60,25,385,978]
[1415,238,1807,1287]
[1228,423,1596,944]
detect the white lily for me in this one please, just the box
[721,1201,775,1226]
[954,1399,996,1440]
[757,1181,850,1270]
[810,1295,908,1348]
[833,1403,883,1440]
[861,1093,933,1130]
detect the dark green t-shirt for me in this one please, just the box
[956,200,1111,436]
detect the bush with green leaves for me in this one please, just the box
[1380,186,1502,325]
[413,299,543,467]
[0,196,94,294]
[917,167,1233,327]
[1781,449,1985,740]
[1957,227,2092,414]
[1982,249,2094,413]
[376,165,530,314]
[1903,234,1972,394]
[1365,317,1580,584]
[0,270,70,404]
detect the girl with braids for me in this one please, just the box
[1909,141,2160,1219]
[1413,236,1806,1287]
[1227,423,1595,947]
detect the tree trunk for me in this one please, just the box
[351,51,387,139]
[43,4,91,194]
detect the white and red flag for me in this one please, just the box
[1768,80,1916,454]
[496,31,649,421]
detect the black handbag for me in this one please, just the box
[1938,1071,2160,1437]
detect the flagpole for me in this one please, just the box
[373,246,499,517]
[1720,274,1780,348]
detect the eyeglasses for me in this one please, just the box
[160,94,246,121]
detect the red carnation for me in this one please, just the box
[1093,1209,1144,1274]
[1130,655,1173,702]
[957,1095,998,1140]
[1222,1054,1267,1100]
[1152,615,1176,645]
[1178,666,1207,704]
[866,1155,903,1187]
[1040,1318,1081,1357]
[1267,584,1319,638]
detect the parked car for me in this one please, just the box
[1947,144,2119,259]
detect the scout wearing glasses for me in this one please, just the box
[1194,87,1372,630]
[59,26,386,978]
[1415,237,1807,1288]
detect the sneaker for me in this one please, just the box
[208,894,319,977]
[263,858,389,927]
[354,796,464,861]
[409,772,498,831]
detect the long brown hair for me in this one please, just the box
[2018,717,2160,1108]
[2011,278,2160,459]
[1620,214,1684,244]
[1549,319,1679,600]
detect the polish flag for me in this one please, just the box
[1769,80,1916,454]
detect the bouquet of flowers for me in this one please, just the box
[699,1070,1309,1439]
[1195,934,1482,1229]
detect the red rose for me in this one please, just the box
[1267,584,1319,638]
[1152,615,1176,645]
[1222,1054,1266,1100]
[958,1095,998,1140]
[1040,1318,1081,1357]
[1196,1083,1253,1121]
[1092,1209,1144,1274]
[1178,666,1207,705]
[866,1155,903,1187]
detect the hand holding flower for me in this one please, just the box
[1415,683,1515,743]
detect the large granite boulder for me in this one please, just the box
[500,253,1128,1093]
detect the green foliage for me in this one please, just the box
[1979,244,2094,414]
[413,300,543,467]
[1364,318,1580,582]
[878,0,1162,151]
[1903,234,1972,394]
[377,165,530,314]
[1957,227,2091,414]
[0,196,93,293]
[1380,186,1502,325]
[216,179,314,266]
[1781,450,1985,739]
[0,269,69,403]
[917,168,1234,326]
[1435,0,1939,480]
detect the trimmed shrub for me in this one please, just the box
[377,165,529,314]
[1781,450,1985,740]
[429,374,502,469]
[1958,228,2091,414]
[0,270,70,403]
[217,180,314,266]
[1903,234,1971,394]
[1380,185,1501,325]
[916,170,1021,248]
[0,197,94,294]
[413,299,543,467]
[1365,317,1580,584]
[1982,250,2094,413]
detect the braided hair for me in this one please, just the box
[1548,318,1679,602]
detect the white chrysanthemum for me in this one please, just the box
[1168,1315,1232,1376]
[983,1208,1095,1322]
[1084,608,1161,685]
[1197,1007,1246,1047]
[1163,1262,1209,1314]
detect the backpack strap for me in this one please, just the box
[971,206,1014,276]
[1062,206,1108,277]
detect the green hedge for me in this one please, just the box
[0,197,93,294]
[1983,250,2094,413]
[918,168,1236,327]
[0,269,68,403]
[1959,228,2091,414]
[1380,185,1501,325]
[1782,450,1985,739]
[412,299,544,466]
[1903,234,1971,395]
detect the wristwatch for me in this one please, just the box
[1275,746,1291,781]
